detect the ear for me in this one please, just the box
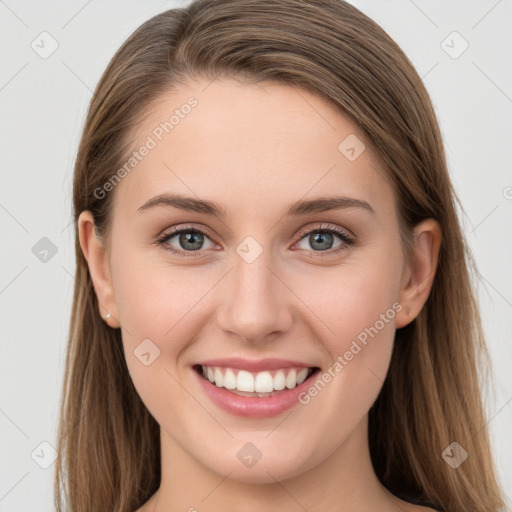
[77,210,120,328]
[395,218,442,328]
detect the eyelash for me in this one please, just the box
[155,223,356,259]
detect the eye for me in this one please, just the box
[157,225,217,257]
[156,223,355,258]
[293,224,355,256]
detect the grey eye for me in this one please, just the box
[296,230,344,251]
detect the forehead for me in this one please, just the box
[113,78,393,220]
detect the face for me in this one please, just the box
[92,78,412,483]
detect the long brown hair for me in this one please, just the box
[54,1,506,511]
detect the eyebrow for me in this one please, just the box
[137,193,375,217]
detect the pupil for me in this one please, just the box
[179,231,203,251]
[310,232,333,251]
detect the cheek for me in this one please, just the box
[112,258,207,425]
[291,250,401,414]
[111,244,212,343]
[110,250,224,413]
[293,253,401,357]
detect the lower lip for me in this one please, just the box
[193,367,319,418]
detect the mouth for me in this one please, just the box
[193,364,320,397]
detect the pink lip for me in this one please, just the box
[195,357,312,372]
[192,366,320,418]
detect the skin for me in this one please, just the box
[79,78,441,512]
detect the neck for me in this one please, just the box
[149,415,403,512]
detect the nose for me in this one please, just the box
[216,246,293,344]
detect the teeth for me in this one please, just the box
[274,370,286,391]
[285,369,297,389]
[199,365,313,394]
[223,368,237,389]
[296,368,309,385]
[237,370,254,392]
[254,371,273,393]
[214,367,224,388]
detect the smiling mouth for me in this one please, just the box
[193,364,321,398]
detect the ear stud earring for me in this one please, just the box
[103,312,112,321]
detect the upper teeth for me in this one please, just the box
[201,366,311,393]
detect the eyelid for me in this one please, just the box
[293,222,355,245]
[158,223,215,238]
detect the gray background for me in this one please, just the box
[0,0,511,510]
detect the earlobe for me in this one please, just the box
[396,218,442,329]
[77,210,120,328]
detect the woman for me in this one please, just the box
[54,1,506,511]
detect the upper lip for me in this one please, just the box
[195,357,316,372]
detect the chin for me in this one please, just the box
[196,436,322,484]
